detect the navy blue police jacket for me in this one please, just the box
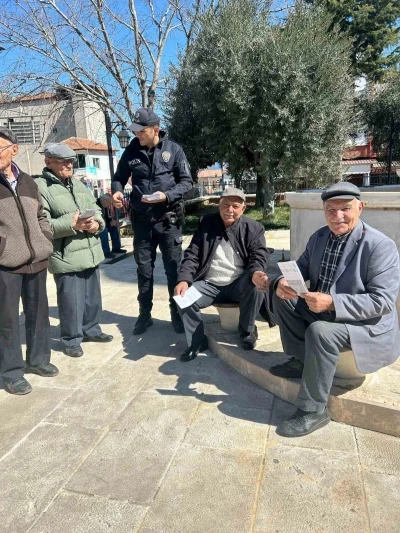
[111,131,193,219]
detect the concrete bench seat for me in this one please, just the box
[214,303,366,380]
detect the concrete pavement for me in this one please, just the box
[0,231,399,533]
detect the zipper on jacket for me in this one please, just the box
[0,174,36,263]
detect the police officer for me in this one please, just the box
[112,108,193,335]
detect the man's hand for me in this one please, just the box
[174,281,189,297]
[251,271,270,291]
[72,212,95,231]
[110,220,118,227]
[141,191,167,204]
[86,220,100,234]
[112,191,124,208]
[302,292,334,313]
[276,278,298,300]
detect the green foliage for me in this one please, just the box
[362,73,400,160]
[166,0,353,213]
[183,203,290,234]
[307,0,400,81]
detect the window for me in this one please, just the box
[93,157,100,168]
[9,120,41,144]
[73,154,86,169]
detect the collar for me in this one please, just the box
[329,230,352,241]
[11,162,20,179]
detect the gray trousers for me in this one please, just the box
[0,269,50,380]
[272,292,351,413]
[54,267,103,348]
[179,275,264,350]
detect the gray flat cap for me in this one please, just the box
[321,182,361,202]
[221,187,246,202]
[43,143,76,159]
[0,127,18,144]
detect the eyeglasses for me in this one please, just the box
[0,143,14,155]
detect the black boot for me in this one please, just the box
[170,304,184,334]
[133,310,153,335]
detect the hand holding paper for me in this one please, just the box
[173,285,202,309]
[277,261,308,295]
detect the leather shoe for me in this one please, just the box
[25,363,59,377]
[276,408,331,437]
[64,345,84,357]
[111,248,127,254]
[83,333,113,343]
[3,376,32,395]
[239,325,258,350]
[269,357,304,379]
[179,337,208,362]
[133,313,153,335]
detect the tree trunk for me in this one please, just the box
[263,176,275,217]
[255,172,264,207]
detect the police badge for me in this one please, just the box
[162,151,171,163]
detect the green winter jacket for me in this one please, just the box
[36,169,105,274]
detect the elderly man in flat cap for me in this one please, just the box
[0,127,58,395]
[175,187,274,362]
[37,143,113,358]
[269,182,400,437]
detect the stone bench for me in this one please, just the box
[213,302,365,380]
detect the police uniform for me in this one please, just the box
[111,108,193,334]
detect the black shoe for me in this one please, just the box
[83,333,113,343]
[179,337,208,362]
[276,408,331,437]
[63,345,84,357]
[239,325,258,350]
[25,363,59,377]
[3,376,32,395]
[133,313,153,335]
[111,248,127,254]
[170,310,184,334]
[104,252,116,259]
[269,357,304,379]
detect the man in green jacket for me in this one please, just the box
[37,143,113,357]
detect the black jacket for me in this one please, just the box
[111,131,192,219]
[178,213,275,326]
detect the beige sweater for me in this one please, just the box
[205,237,244,286]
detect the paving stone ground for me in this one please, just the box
[0,231,399,533]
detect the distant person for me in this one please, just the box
[37,143,113,358]
[270,182,400,437]
[0,128,58,395]
[112,107,193,335]
[175,188,272,361]
[96,193,126,258]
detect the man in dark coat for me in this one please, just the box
[175,188,272,361]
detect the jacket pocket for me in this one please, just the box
[368,318,395,336]
[0,236,6,258]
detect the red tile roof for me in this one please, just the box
[62,137,116,152]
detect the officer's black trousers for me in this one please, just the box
[133,215,182,312]
[0,269,51,380]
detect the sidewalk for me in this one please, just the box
[0,233,399,533]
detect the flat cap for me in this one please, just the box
[128,108,160,132]
[221,187,246,202]
[42,143,76,159]
[0,127,18,144]
[321,181,361,202]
